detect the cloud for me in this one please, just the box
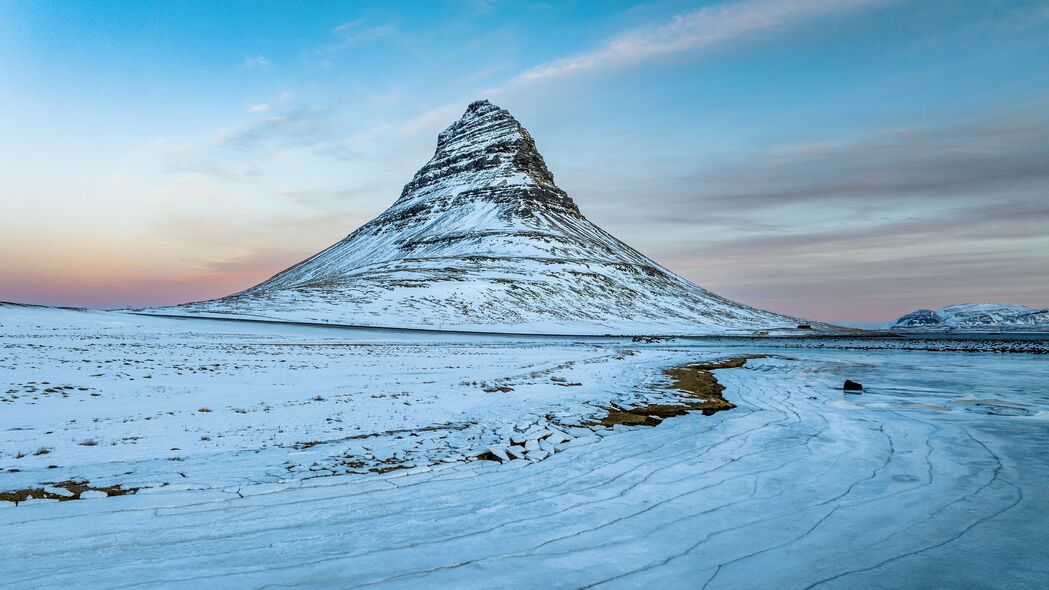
[332,19,396,41]
[564,107,1049,322]
[574,109,1049,231]
[243,55,271,69]
[248,103,272,113]
[393,0,891,142]
[319,19,397,62]
[689,200,1049,258]
[687,113,1049,209]
[217,111,332,151]
[166,109,351,178]
[507,0,888,86]
[351,1,891,149]
[655,198,1049,322]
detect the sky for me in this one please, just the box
[2,0,1048,327]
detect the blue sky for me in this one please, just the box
[2,0,1048,325]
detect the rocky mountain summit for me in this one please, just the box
[156,100,821,335]
[890,303,1049,331]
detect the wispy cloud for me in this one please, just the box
[387,0,892,141]
[248,102,271,113]
[332,19,397,42]
[688,112,1049,209]
[318,19,397,64]
[661,199,1049,322]
[216,110,337,151]
[166,109,351,180]
[693,200,1049,257]
[243,55,271,69]
[557,103,1049,321]
[507,0,888,86]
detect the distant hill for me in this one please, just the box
[889,303,1049,332]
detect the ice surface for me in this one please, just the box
[2,306,1047,588]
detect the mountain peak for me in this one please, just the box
[164,100,817,336]
[435,99,522,154]
[466,98,496,113]
[393,100,577,216]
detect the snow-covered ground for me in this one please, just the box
[3,306,1048,588]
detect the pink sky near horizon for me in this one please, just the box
[3,229,1042,326]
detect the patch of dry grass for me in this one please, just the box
[0,480,138,505]
[592,356,766,427]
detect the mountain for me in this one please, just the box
[890,303,1049,331]
[153,100,825,335]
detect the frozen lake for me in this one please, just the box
[2,308,1047,588]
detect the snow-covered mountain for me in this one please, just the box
[890,303,1049,331]
[154,100,825,335]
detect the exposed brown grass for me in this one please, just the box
[0,480,138,505]
[591,355,766,427]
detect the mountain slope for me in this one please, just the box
[890,303,1049,331]
[155,100,823,335]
